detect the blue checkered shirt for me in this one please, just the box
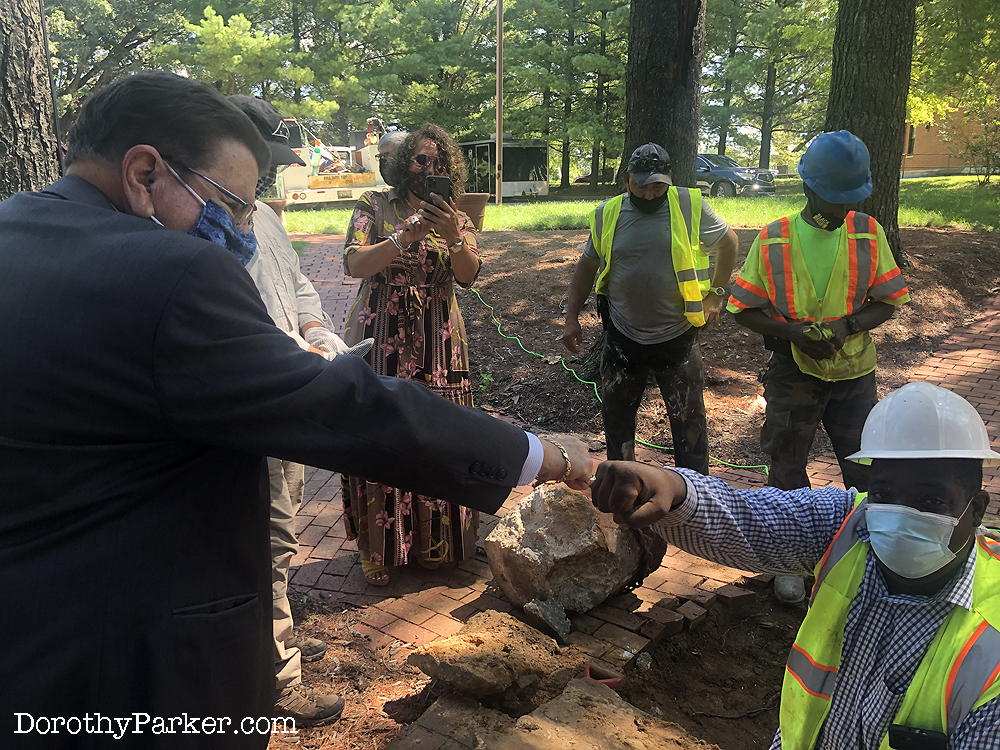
[653,468,1000,749]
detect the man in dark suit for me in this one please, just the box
[0,71,592,748]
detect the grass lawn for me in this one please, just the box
[283,175,998,235]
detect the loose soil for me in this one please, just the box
[281,226,1000,749]
[463,226,1000,469]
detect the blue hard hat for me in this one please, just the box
[798,130,872,204]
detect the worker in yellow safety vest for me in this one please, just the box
[592,381,1000,749]
[562,143,739,472]
[727,130,910,603]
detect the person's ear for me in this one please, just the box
[120,145,162,219]
[971,490,990,526]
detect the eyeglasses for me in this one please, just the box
[171,161,256,230]
[628,157,670,174]
[413,154,443,170]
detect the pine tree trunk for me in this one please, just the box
[717,26,738,156]
[824,0,916,266]
[623,0,707,188]
[758,60,776,169]
[1,0,61,199]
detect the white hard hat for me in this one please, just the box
[848,382,1000,466]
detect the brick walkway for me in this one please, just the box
[289,234,1000,668]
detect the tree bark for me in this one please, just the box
[561,2,576,189]
[717,24,738,155]
[1,0,61,199]
[623,0,707,188]
[589,9,607,191]
[824,0,916,266]
[758,59,776,169]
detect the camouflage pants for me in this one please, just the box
[600,325,709,474]
[760,351,876,491]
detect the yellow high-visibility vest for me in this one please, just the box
[781,493,1000,749]
[729,213,908,381]
[588,188,710,327]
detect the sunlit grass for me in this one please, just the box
[283,176,998,235]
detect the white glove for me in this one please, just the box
[304,326,350,360]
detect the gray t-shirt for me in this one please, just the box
[583,194,729,344]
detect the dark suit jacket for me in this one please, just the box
[0,176,528,748]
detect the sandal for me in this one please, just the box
[361,559,390,586]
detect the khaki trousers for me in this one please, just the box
[269,457,305,691]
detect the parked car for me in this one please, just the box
[696,153,776,197]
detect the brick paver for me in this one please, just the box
[291,234,1000,663]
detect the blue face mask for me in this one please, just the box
[159,163,258,265]
[865,501,972,579]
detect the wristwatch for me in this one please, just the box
[711,286,728,297]
[846,315,862,335]
[447,239,464,254]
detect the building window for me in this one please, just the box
[907,124,916,155]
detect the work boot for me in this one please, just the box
[774,575,806,604]
[287,634,327,663]
[274,687,344,727]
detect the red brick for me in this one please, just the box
[314,573,345,591]
[352,622,399,650]
[593,623,650,654]
[422,614,465,638]
[292,560,326,587]
[567,631,613,657]
[569,613,603,635]
[588,604,645,632]
[311,536,344,559]
[379,598,436,626]
[358,607,398,629]
[683,591,717,609]
[714,585,757,614]
[677,601,708,630]
[382,619,438,647]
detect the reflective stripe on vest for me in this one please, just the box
[947,618,1000,729]
[589,188,710,326]
[780,494,1000,749]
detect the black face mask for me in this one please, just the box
[404,169,426,201]
[628,190,668,214]
[255,167,277,201]
[806,195,846,231]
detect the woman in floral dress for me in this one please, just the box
[340,124,482,585]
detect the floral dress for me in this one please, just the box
[340,188,480,567]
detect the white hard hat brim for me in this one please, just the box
[847,448,1000,466]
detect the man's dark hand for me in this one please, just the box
[590,461,687,528]
[827,318,851,351]
[788,322,837,360]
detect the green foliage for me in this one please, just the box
[701,0,836,167]
[46,0,199,130]
[910,0,1000,184]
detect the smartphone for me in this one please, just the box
[425,175,452,203]
[887,725,949,750]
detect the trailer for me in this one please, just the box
[460,137,549,198]
[275,118,387,206]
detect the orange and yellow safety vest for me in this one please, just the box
[781,494,1000,748]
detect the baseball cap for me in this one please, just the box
[626,143,671,185]
[228,95,306,167]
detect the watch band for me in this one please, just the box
[447,239,464,254]
[712,286,727,297]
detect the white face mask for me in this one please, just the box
[865,501,972,579]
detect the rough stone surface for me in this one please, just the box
[388,678,721,749]
[484,485,666,612]
[406,611,586,700]
[522,599,571,644]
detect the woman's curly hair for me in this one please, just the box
[384,123,467,196]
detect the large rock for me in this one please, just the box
[406,611,586,699]
[484,485,666,612]
[388,678,721,750]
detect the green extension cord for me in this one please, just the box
[470,288,769,476]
